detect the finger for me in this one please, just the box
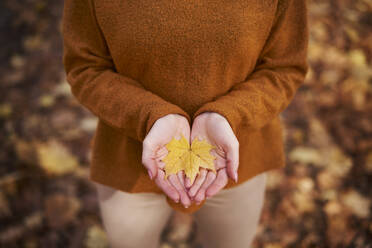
[205,168,229,198]
[157,159,166,170]
[210,149,227,170]
[188,168,208,198]
[168,174,191,207]
[177,170,186,190]
[156,148,168,170]
[154,168,180,203]
[142,143,158,179]
[193,171,218,204]
[157,146,168,160]
[185,177,192,189]
[224,142,239,182]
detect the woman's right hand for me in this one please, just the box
[142,113,192,208]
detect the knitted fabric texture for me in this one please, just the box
[62,0,308,213]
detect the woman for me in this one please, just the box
[62,0,308,247]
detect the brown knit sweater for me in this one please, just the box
[62,0,308,214]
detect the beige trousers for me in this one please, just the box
[94,172,267,248]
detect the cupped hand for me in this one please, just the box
[185,112,239,204]
[142,113,192,208]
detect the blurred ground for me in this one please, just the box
[0,0,371,247]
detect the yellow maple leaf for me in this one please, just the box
[162,134,217,184]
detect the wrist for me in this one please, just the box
[204,112,226,121]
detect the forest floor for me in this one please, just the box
[0,0,371,247]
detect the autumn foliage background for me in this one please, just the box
[1,0,371,247]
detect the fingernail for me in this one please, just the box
[184,205,189,208]
[234,172,238,183]
[148,170,153,180]
[196,201,201,205]
[174,198,179,203]
[206,195,211,199]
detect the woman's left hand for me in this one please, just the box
[185,112,239,204]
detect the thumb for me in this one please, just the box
[142,144,158,180]
[225,144,239,182]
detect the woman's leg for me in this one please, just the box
[191,172,267,248]
[94,182,174,248]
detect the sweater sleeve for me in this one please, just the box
[192,0,309,135]
[61,0,191,142]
